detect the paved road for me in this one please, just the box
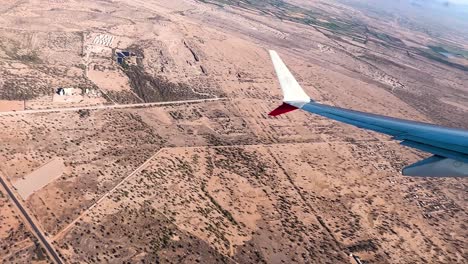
[0,174,63,264]
[0,97,227,116]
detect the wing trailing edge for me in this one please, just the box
[403,156,468,177]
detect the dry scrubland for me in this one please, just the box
[0,0,467,263]
[0,100,466,263]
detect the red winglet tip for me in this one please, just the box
[268,103,298,116]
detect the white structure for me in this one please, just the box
[57,88,81,96]
[92,34,114,47]
[63,88,74,96]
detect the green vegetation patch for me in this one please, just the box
[197,0,367,38]
[428,45,468,59]
[418,48,468,71]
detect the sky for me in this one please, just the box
[446,0,468,4]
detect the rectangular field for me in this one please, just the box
[13,158,65,199]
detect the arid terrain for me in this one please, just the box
[0,0,467,263]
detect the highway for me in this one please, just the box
[0,97,227,116]
[0,173,63,264]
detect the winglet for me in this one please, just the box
[269,50,310,116]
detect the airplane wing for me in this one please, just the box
[268,50,468,177]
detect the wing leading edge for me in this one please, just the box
[268,50,468,177]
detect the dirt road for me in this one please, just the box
[52,148,165,241]
[0,97,228,116]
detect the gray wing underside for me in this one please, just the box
[301,102,468,177]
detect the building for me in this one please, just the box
[115,50,134,65]
[56,88,81,96]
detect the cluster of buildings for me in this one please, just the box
[55,87,99,97]
[404,184,460,219]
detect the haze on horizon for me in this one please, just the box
[339,0,468,42]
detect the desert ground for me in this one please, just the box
[0,0,466,263]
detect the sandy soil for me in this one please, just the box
[0,100,24,111]
[87,65,132,92]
